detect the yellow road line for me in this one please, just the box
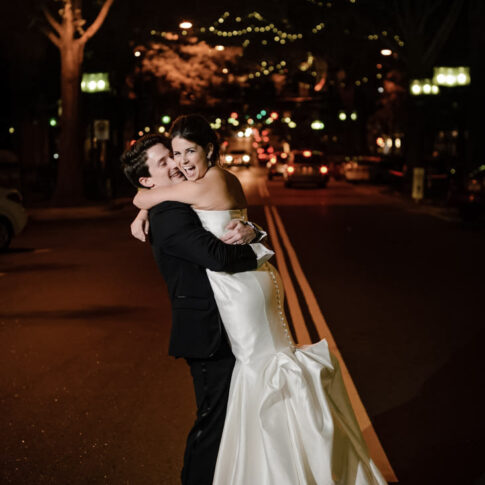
[258,178,270,200]
[263,206,312,345]
[262,184,397,481]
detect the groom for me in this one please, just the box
[121,134,264,485]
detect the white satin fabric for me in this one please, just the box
[195,209,387,485]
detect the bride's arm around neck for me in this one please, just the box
[133,165,247,211]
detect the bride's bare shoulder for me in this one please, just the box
[203,165,231,182]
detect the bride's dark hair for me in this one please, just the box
[169,114,220,165]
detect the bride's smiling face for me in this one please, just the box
[172,136,212,181]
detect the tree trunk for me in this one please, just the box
[468,0,485,175]
[53,42,84,205]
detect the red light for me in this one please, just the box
[257,147,264,153]
[320,165,328,174]
[287,166,295,174]
[280,153,288,159]
[252,142,258,148]
[263,137,270,143]
[267,147,274,153]
[130,139,137,146]
[303,150,312,157]
[270,111,278,120]
[230,112,238,119]
[262,130,269,136]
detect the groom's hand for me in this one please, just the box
[221,220,255,245]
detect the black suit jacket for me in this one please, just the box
[149,201,257,359]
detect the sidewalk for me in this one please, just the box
[359,183,463,223]
[27,198,134,222]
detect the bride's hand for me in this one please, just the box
[221,220,255,245]
[130,209,149,242]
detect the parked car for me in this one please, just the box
[451,164,485,221]
[0,187,28,250]
[223,149,252,168]
[267,152,289,180]
[283,150,329,188]
[343,156,382,182]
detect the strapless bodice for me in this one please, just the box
[194,209,247,239]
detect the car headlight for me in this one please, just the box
[242,155,250,162]
[225,155,233,162]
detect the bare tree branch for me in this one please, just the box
[393,0,411,42]
[42,6,62,35]
[41,26,61,48]
[422,0,465,67]
[418,0,443,34]
[80,0,115,44]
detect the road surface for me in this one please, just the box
[1,167,484,484]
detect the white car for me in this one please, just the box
[343,156,382,182]
[223,150,252,168]
[0,187,28,250]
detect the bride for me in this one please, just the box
[133,114,387,485]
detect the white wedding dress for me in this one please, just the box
[195,209,387,485]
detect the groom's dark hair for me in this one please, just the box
[121,134,171,188]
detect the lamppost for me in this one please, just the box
[179,20,193,37]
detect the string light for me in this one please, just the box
[144,6,407,90]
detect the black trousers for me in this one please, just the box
[182,339,235,485]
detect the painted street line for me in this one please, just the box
[264,205,312,345]
[259,176,397,482]
[269,204,397,482]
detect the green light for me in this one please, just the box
[260,110,267,116]
[256,114,262,120]
[338,112,347,121]
[161,115,171,124]
[49,118,57,127]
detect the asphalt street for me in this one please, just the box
[1,167,485,485]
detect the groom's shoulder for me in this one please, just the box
[150,200,192,215]
[149,201,197,223]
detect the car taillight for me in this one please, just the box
[287,166,295,174]
[467,179,481,192]
[6,191,22,204]
[320,165,328,174]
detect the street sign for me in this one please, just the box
[94,120,110,141]
[412,167,425,201]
